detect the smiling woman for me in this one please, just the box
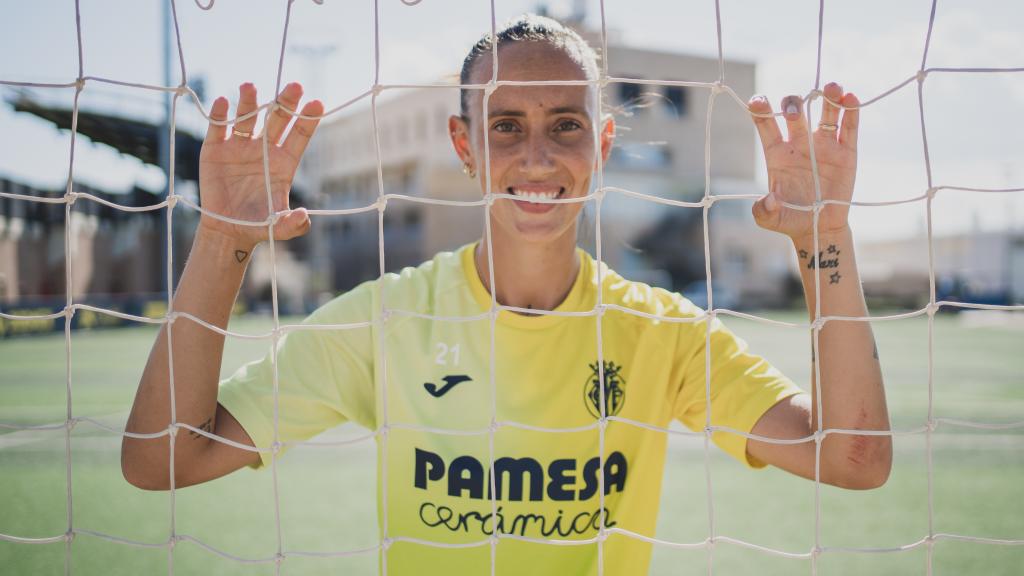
[120,13,891,576]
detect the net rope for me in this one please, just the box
[1,0,1023,574]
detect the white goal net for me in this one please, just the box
[1,0,1022,575]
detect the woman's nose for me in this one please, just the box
[522,132,557,176]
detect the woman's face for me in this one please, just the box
[450,41,614,244]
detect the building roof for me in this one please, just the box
[7,92,203,183]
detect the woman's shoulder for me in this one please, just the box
[587,253,704,321]
[307,247,471,324]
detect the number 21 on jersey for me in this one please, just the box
[434,342,460,366]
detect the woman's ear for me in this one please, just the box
[448,114,475,170]
[599,115,616,166]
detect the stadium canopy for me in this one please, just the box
[7,91,202,183]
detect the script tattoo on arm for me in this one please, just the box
[188,417,214,439]
[799,244,842,284]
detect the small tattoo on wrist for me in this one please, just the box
[829,271,842,285]
[188,417,214,439]
[234,250,249,263]
[799,249,809,259]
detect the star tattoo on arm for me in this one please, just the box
[188,417,214,439]
[829,271,841,285]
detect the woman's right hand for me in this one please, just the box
[197,82,324,249]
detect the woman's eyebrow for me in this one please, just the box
[548,106,587,116]
[487,109,526,118]
[487,106,587,117]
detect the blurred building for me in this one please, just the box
[861,230,1024,307]
[4,27,806,317]
[0,178,167,303]
[1,89,314,319]
[305,25,797,308]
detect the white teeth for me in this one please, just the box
[513,189,558,202]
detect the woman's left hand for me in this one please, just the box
[749,82,859,241]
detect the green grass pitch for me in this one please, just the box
[1,311,1021,574]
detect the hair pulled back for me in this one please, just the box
[458,14,600,120]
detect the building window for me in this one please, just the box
[608,143,672,170]
[405,208,421,227]
[436,105,450,141]
[618,81,642,106]
[663,86,688,118]
[416,111,427,142]
[398,117,410,148]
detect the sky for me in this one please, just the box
[1,0,1023,243]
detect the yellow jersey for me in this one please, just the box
[219,243,802,575]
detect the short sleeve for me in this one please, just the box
[218,282,377,469]
[673,315,803,469]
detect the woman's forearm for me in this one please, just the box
[121,226,257,488]
[792,226,892,487]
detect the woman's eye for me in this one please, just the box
[492,121,519,133]
[554,119,583,132]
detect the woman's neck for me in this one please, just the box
[474,229,580,313]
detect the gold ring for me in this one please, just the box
[232,128,252,138]
[818,122,838,132]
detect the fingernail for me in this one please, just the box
[785,103,798,115]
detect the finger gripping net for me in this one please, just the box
[1,0,1022,575]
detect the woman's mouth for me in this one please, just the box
[507,186,566,213]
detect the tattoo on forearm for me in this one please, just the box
[805,244,840,270]
[234,250,249,263]
[188,417,214,439]
[799,244,843,284]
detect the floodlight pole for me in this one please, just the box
[290,44,336,305]
[157,0,173,304]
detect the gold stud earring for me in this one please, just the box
[463,164,476,179]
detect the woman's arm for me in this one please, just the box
[743,82,892,489]
[121,82,323,490]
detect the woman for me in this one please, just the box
[122,14,891,575]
